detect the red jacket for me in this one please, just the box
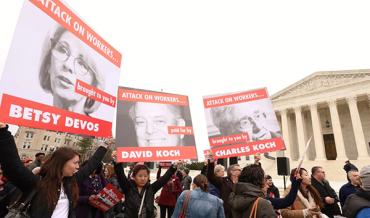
[157,168,182,207]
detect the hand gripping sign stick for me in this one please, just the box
[295,136,313,174]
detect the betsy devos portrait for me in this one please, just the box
[0,0,121,137]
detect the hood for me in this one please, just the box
[229,182,264,211]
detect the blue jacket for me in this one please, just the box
[339,182,360,207]
[172,188,225,218]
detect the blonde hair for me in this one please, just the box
[214,164,225,175]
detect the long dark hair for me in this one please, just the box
[290,168,324,209]
[39,147,79,209]
[193,174,209,192]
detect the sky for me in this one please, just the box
[1,0,370,159]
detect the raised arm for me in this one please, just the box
[269,178,301,209]
[0,124,38,193]
[114,162,131,194]
[156,165,162,180]
[75,145,107,184]
[207,161,222,189]
[152,165,177,193]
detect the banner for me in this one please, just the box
[89,183,124,212]
[203,88,285,159]
[0,0,121,137]
[115,87,197,162]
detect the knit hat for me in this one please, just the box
[359,165,370,191]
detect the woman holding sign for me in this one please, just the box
[39,25,105,115]
[281,168,326,218]
[113,152,178,218]
[0,122,109,218]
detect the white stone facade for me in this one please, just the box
[250,70,370,183]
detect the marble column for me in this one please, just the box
[280,109,291,159]
[309,103,326,160]
[328,100,347,160]
[346,96,369,159]
[294,106,308,160]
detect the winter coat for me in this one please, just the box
[311,177,341,218]
[280,186,324,218]
[76,174,108,218]
[268,178,301,210]
[114,162,176,218]
[0,126,107,218]
[343,190,370,218]
[0,181,21,217]
[339,182,361,207]
[267,184,280,198]
[171,188,225,218]
[229,182,276,218]
[181,175,192,191]
[156,167,182,207]
[207,162,235,218]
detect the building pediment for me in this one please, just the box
[272,70,370,100]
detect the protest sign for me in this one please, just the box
[89,183,123,212]
[0,0,121,137]
[115,87,197,162]
[203,88,285,159]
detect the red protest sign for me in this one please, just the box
[203,88,285,159]
[0,0,121,137]
[115,87,197,162]
[89,183,124,212]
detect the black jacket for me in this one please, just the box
[343,190,370,218]
[0,126,107,218]
[311,177,341,218]
[114,162,176,218]
[229,182,276,218]
[266,184,280,198]
[207,162,234,218]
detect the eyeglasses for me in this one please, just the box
[51,40,93,77]
[134,117,169,129]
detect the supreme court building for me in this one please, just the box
[262,70,370,181]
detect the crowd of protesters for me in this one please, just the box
[1,122,370,218]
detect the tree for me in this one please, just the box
[77,137,93,161]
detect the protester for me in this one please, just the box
[103,163,120,190]
[200,161,223,197]
[76,162,107,218]
[281,168,325,218]
[339,169,361,207]
[27,152,45,171]
[207,156,240,218]
[229,164,276,218]
[181,168,192,191]
[343,160,358,180]
[265,174,280,199]
[113,153,178,218]
[0,166,21,217]
[343,165,370,218]
[172,174,225,218]
[311,166,341,218]
[102,164,125,218]
[156,164,182,218]
[0,122,108,218]
[265,172,302,210]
